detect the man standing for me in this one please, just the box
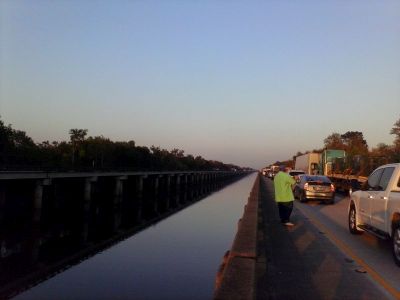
[273,165,296,226]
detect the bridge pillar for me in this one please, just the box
[182,175,189,203]
[84,177,97,211]
[0,182,5,223]
[173,174,181,206]
[194,174,198,185]
[33,178,51,223]
[175,174,181,188]
[183,174,188,188]
[114,176,128,205]
[165,175,171,210]
[166,175,171,193]
[135,175,147,223]
[153,175,162,214]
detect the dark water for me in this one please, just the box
[12,173,257,300]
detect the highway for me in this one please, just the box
[295,190,400,298]
[257,177,400,300]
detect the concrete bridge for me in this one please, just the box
[0,170,245,225]
[0,170,249,299]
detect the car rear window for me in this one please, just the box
[304,176,331,183]
[290,171,304,176]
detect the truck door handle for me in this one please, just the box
[381,196,388,200]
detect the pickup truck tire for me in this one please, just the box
[392,223,400,267]
[348,206,363,235]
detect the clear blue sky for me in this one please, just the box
[1,1,399,169]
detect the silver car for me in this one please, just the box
[294,175,335,204]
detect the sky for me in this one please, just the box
[1,0,399,169]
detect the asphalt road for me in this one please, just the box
[256,177,399,300]
[295,187,400,298]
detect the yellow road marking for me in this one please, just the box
[296,204,400,299]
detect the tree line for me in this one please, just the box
[0,118,247,172]
[272,117,400,173]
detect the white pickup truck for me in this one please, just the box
[348,163,400,266]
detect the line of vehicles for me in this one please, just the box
[294,149,370,194]
[262,149,352,204]
[262,149,400,266]
[263,149,378,197]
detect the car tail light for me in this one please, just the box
[330,184,335,192]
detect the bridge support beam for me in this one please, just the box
[114,176,128,205]
[33,178,51,223]
[84,177,97,211]
[0,182,5,223]
[135,175,147,223]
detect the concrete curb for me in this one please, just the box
[214,173,261,300]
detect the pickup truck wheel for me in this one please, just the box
[392,224,400,267]
[348,206,362,234]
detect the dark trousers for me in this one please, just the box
[277,201,293,223]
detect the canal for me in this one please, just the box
[11,173,257,300]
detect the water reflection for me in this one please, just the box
[1,173,255,299]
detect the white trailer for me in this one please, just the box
[295,153,321,174]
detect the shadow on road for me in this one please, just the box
[256,177,391,300]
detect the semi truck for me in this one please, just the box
[320,149,367,194]
[294,153,321,174]
[294,150,367,194]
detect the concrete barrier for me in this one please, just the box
[214,173,260,300]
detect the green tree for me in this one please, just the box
[0,118,39,168]
[69,128,88,167]
[341,131,368,156]
[0,119,14,165]
[390,117,400,149]
[324,133,346,150]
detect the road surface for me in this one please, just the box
[256,177,399,299]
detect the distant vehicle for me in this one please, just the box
[294,153,320,174]
[319,149,367,195]
[294,175,335,204]
[295,149,369,195]
[288,170,305,179]
[269,165,280,179]
[348,163,400,266]
[262,168,270,177]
